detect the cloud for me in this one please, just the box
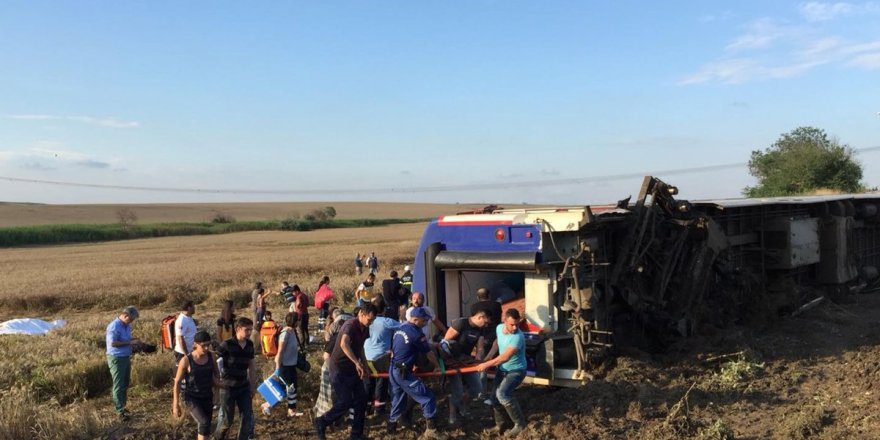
[67,116,139,128]
[6,114,139,128]
[21,161,55,171]
[0,144,122,172]
[799,2,856,22]
[725,18,794,51]
[679,58,761,84]
[7,114,55,120]
[539,169,561,176]
[680,6,880,85]
[848,51,880,68]
[74,159,111,169]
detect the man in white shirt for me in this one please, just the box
[404,291,447,337]
[174,300,197,364]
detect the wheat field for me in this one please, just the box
[0,222,427,317]
[0,222,427,439]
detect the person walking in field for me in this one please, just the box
[314,307,352,419]
[477,308,529,436]
[252,282,267,348]
[275,312,304,417]
[175,301,197,365]
[367,252,379,274]
[289,284,310,346]
[313,304,378,440]
[355,253,364,275]
[216,300,237,345]
[215,317,257,440]
[106,306,141,421]
[172,330,220,440]
[314,276,334,335]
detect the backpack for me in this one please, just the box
[160,314,179,351]
[260,320,280,358]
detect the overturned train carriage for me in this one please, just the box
[411,176,880,388]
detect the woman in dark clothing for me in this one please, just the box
[173,331,220,440]
[216,300,236,344]
[290,284,310,346]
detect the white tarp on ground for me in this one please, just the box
[0,318,66,335]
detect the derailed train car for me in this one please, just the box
[410,176,880,388]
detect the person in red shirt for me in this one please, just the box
[314,276,335,336]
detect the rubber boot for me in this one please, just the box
[491,407,508,433]
[504,402,527,436]
[401,399,416,428]
[421,417,446,440]
[448,403,459,427]
[387,420,398,434]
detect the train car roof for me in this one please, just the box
[693,192,880,209]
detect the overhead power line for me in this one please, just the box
[2,146,879,195]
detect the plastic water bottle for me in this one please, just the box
[217,357,226,376]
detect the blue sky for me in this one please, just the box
[1,1,878,205]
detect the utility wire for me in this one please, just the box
[2,146,879,195]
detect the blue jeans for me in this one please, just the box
[389,367,437,421]
[490,369,525,408]
[320,371,367,437]
[214,385,254,440]
[449,372,482,410]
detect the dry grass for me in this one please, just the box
[0,201,483,227]
[0,222,427,316]
[0,223,424,439]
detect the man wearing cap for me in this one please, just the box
[400,265,413,295]
[106,306,140,421]
[405,291,448,338]
[387,306,443,439]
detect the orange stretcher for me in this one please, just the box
[368,363,482,378]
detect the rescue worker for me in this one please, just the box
[363,296,400,416]
[405,291,448,337]
[313,303,377,440]
[354,273,377,307]
[400,265,414,295]
[443,309,490,426]
[477,308,528,435]
[387,307,444,439]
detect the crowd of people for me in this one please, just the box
[105,252,530,439]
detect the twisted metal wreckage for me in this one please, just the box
[410,177,880,387]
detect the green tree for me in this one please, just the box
[744,126,865,197]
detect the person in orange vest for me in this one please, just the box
[260,311,280,358]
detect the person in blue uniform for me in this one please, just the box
[387,307,444,439]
